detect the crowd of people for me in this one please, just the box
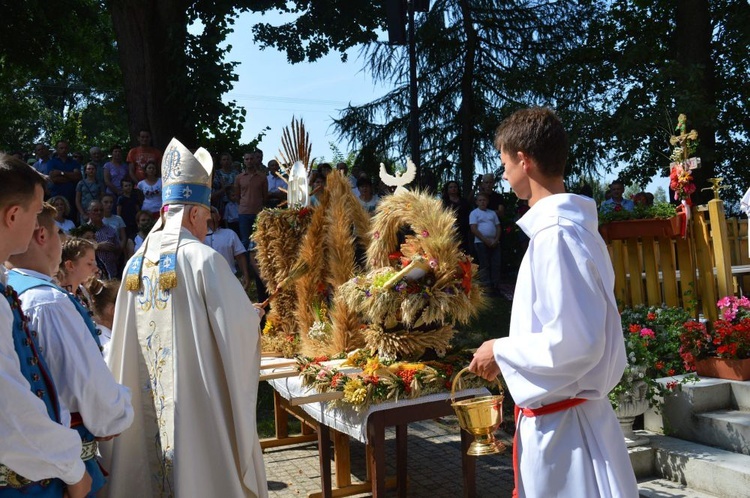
[16,136,403,299]
[1,107,641,498]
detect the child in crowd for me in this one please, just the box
[131,210,154,253]
[58,237,99,307]
[50,195,77,234]
[76,162,102,224]
[117,178,140,239]
[137,160,162,217]
[101,194,127,254]
[223,186,240,235]
[85,277,119,362]
[469,192,501,292]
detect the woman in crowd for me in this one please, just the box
[50,195,77,235]
[86,200,121,279]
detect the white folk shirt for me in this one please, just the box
[493,194,638,498]
[204,227,246,273]
[101,228,268,498]
[0,265,84,484]
[12,268,134,438]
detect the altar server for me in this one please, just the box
[7,203,134,496]
[100,138,268,497]
[0,154,91,497]
[469,108,638,497]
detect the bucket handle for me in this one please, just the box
[451,366,503,403]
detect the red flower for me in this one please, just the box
[647,312,657,321]
[629,324,641,334]
[655,361,665,371]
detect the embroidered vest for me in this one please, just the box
[0,281,63,494]
[7,273,102,447]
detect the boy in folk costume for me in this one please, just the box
[469,108,638,497]
[0,155,92,498]
[6,204,134,496]
[100,139,268,498]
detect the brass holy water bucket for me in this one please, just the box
[450,367,506,456]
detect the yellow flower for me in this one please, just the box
[262,319,274,336]
[399,362,425,372]
[343,378,367,405]
[363,357,382,376]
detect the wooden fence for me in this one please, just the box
[604,199,749,322]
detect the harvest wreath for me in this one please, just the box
[295,349,489,410]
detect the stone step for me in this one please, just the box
[692,409,750,455]
[638,478,719,498]
[648,433,750,497]
[645,377,750,445]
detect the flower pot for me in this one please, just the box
[612,380,650,447]
[695,357,750,381]
[599,214,683,242]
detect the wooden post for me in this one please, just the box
[708,198,734,299]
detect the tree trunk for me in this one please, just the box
[108,0,194,150]
[675,0,716,205]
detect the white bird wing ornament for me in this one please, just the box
[379,158,417,194]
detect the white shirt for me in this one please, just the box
[358,194,380,215]
[97,323,113,364]
[469,207,499,242]
[223,201,239,223]
[492,194,637,497]
[12,268,133,438]
[103,214,126,231]
[138,178,163,213]
[204,228,246,273]
[0,265,84,485]
[133,233,145,253]
[55,219,76,234]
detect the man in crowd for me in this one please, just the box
[600,179,634,213]
[469,108,638,497]
[235,150,268,248]
[47,140,82,220]
[126,129,162,183]
[265,159,287,208]
[0,154,92,497]
[101,138,268,498]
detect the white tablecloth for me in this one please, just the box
[263,361,488,443]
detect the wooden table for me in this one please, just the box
[266,375,487,498]
[314,396,478,498]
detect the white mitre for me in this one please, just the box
[125,137,213,291]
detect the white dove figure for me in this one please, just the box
[379,158,417,194]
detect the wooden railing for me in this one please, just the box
[604,199,747,322]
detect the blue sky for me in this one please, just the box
[222,10,670,196]
[224,11,391,164]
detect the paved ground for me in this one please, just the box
[263,416,515,497]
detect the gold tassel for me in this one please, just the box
[126,273,141,292]
[159,270,177,290]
